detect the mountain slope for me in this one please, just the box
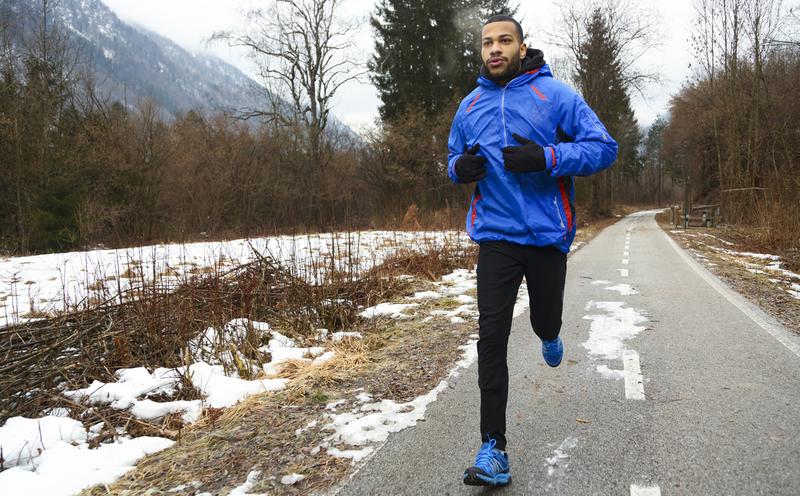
[5,0,263,117]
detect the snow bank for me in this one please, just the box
[0,230,469,327]
[1,262,484,494]
[358,302,419,319]
[0,416,88,469]
[0,434,173,496]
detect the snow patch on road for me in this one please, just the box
[592,280,638,295]
[582,302,648,360]
[596,364,624,380]
[544,437,578,477]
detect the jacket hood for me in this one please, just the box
[479,48,546,83]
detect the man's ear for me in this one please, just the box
[519,43,527,59]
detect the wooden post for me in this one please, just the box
[683,181,691,229]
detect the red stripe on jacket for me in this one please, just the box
[557,178,573,232]
[470,194,482,232]
[529,84,548,101]
[467,93,481,112]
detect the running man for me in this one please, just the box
[447,15,618,486]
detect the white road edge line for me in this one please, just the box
[661,225,800,359]
[623,349,645,400]
[631,484,661,496]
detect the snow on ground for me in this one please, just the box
[0,230,468,327]
[63,320,341,423]
[358,302,419,319]
[227,470,265,495]
[596,364,625,380]
[0,413,173,496]
[0,316,340,495]
[1,264,518,496]
[592,280,639,296]
[0,224,543,495]
[544,437,579,478]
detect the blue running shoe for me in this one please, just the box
[542,336,563,367]
[463,438,511,486]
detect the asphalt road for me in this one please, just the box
[337,210,800,496]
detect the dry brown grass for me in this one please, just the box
[278,340,374,395]
[368,240,476,281]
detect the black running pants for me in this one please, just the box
[476,240,567,450]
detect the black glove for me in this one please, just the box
[454,143,488,183]
[503,133,547,173]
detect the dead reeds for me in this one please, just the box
[1,239,476,423]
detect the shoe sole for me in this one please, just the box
[463,471,511,486]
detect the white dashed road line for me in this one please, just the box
[622,349,645,400]
[630,484,661,496]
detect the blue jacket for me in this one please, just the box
[448,55,618,253]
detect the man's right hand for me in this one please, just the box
[454,144,488,183]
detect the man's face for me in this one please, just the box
[481,21,527,83]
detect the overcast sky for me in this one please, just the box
[100,0,696,132]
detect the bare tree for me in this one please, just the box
[212,0,365,166]
[550,0,661,96]
[772,4,800,45]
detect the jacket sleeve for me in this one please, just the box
[543,91,618,177]
[447,108,466,184]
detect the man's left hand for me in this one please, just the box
[502,133,547,173]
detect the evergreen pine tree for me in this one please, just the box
[370,0,517,121]
[573,8,640,217]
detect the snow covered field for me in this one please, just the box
[0,231,468,328]
[0,266,533,496]
[0,230,527,495]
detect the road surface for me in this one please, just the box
[337,210,800,495]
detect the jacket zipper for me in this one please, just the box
[554,196,565,229]
[501,87,508,147]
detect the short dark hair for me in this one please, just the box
[483,15,524,42]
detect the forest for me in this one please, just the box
[0,0,798,256]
